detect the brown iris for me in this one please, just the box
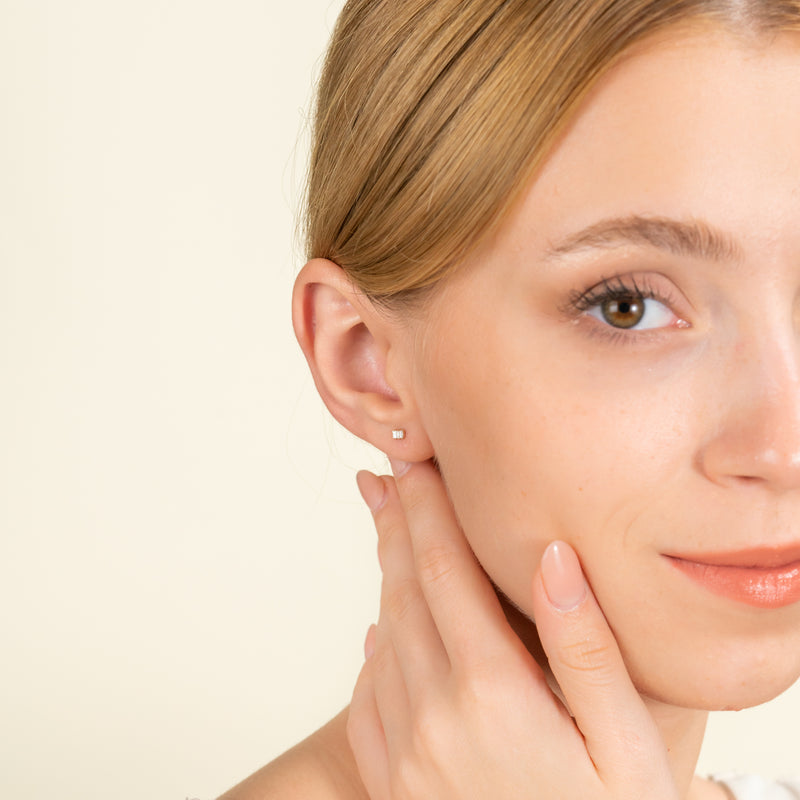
[601,295,645,328]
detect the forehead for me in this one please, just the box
[502,26,800,255]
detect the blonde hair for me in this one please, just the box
[304,0,800,305]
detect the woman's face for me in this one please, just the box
[398,26,800,710]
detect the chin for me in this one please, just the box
[625,632,800,712]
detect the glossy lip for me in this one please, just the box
[664,543,800,609]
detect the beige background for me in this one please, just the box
[1,2,797,798]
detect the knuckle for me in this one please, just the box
[453,660,487,697]
[455,659,512,710]
[384,577,419,623]
[558,635,617,682]
[390,708,446,799]
[409,701,445,756]
[416,543,456,591]
[392,752,422,799]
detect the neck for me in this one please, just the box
[499,592,709,798]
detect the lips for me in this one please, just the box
[667,543,800,568]
[664,544,800,608]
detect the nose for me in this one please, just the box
[697,335,800,493]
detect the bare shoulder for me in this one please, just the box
[216,707,369,800]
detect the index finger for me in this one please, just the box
[531,541,673,781]
[388,458,520,668]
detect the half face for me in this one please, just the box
[401,25,800,710]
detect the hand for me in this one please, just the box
[347,459,679,800]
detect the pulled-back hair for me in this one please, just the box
[304,0,800,304]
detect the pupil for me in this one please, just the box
[602,295,645,329]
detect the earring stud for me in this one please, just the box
[392,429,406,440]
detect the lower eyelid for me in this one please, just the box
[579,317,682,347]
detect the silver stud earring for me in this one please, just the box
[392,429,406,440]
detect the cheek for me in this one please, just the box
[419,334,703,613]
[426,360,800,709]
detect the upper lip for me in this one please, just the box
[664,542,800,568]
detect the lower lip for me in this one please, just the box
[667,557,800,608]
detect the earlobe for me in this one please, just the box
[291,259,434,460]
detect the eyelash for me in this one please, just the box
[564,274,683,343]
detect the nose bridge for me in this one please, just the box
[702,319,800,489]
[749,337,800,464]
[746,318,800,423]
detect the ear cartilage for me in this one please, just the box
[391,429,406,440]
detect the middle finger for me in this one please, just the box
[359,470,450,695]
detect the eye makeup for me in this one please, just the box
[560,272,691,344]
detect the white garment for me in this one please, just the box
[713,774,800,800]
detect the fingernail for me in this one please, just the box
[356,471,386,512]
[388,458,410,477]
[540,541,588,612]
[364,624,376,659]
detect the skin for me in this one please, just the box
[404,24,800,715]
[219,24,800,800]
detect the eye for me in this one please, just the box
[566,275,688,336]
[587,292,675,330]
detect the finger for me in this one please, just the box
[531,541,671,778]
[371,618,414,755]
[348,655,391,800]
[358,470,449,693]
[389,459,515,667]
[355,471,415,748]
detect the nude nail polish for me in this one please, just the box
[541,541,588,612]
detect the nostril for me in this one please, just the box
[733,475,764,485]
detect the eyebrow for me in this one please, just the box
[543,215,745,264]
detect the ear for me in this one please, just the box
[292,258,434,461]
